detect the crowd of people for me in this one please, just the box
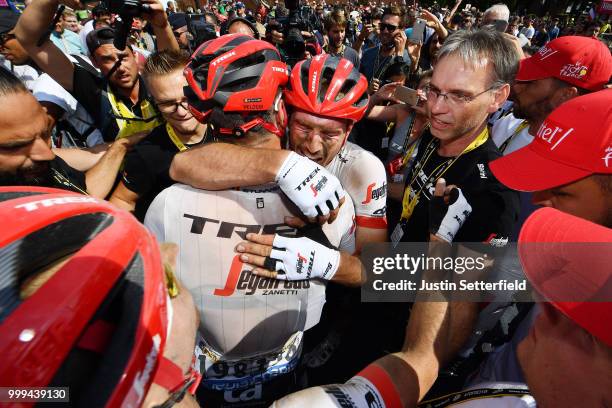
[0,0,611,406]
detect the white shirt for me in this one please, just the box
[33,72,103,147]
[326,141,388,229]
[492,114,533,156]
[145,183,355,360]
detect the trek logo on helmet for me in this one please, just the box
[212,50,236,67]
[15,196,98,212]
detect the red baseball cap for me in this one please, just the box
[516,36,612,91]
[518,207,612,347]
[490,89,612,192]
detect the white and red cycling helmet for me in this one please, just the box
[0,187,177,407]
[284,54,369,123]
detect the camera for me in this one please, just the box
[89,0,147,50]
[268,0,315,65]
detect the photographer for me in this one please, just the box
[359,6,409,83]
[266,0,319,66]
[15,0,179,143]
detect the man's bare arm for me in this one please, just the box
[14,0,76,91]
[170,143,290,190]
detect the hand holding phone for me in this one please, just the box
[409,19,427,45]
[393,86,419,106]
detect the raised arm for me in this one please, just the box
[171,144,347,223]
[170,143,289,190]
[15,0,76,91]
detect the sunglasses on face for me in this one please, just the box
[379,22,398,32]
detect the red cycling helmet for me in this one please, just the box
[183,34,289,126]
[0,187,176,407]
[284,54,369,123]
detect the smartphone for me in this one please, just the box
[393,86,419,106]
[409,18,427,45]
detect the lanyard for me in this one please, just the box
[107,85,163,139]
[166,123,188,152]
[401,126,489,221]
[51,167,88,195]
[498,120,529,154]
[373,46,393,79]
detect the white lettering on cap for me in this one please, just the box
[603,147,612,168]
[560,61,588,80]
[537,45,558,61]
[536,121,575,150]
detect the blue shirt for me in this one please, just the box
[51,29,87,56]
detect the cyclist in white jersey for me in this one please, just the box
[171,55,389,253]
[145,35,357,407]
[172,54,386,379]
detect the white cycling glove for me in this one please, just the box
[272,365,400,408]
[276,152,346,218]
[428,187,472,243]
[267,235,341,281]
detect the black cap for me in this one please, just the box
[86,27,116,54]
[225,16,259,39]
[92,4,110,18]
[168,12,188,30]
[0,8,20,34]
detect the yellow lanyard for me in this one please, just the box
[498,120,529,154]
[401,127,489,221]
[51,168,88,195]
[166,123,188,152]
[107,85,163,140]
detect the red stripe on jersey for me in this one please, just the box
[356,215,387,229]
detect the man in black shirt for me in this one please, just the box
[109,50,208,220]
[396,29,519,245]
[15,0,178,143]
[0,68,134,197]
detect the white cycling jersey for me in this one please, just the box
[145,183,355,391]
[326,141,387,230]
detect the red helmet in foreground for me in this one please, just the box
[0,187,169,407]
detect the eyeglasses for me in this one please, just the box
[156,98,190,114]
[424,84,497,106]
[379,23,398,32]
[0,32,16,47]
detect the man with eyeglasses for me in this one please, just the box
[384,30,520,401]
[396,29,519,245]
[359,6,409,82]
[110,50,208,220]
